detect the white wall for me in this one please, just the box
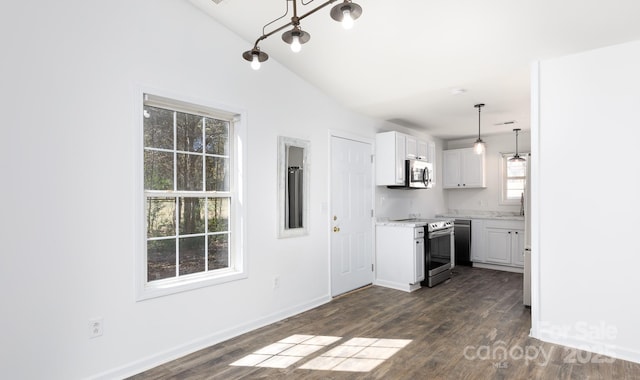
[0,1,397,378]
[445,132,531,213]
[533,40,640,363]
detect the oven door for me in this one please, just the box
[426,228,453,276]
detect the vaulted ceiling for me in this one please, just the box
[190,0,640,139]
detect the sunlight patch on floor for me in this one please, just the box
[230,335,412,372]
[229,335,342,369]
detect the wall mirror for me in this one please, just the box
[278,136,310,238]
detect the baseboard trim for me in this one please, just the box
[473,262,524,274]
[535,330,640,365]
[89,294,332,380]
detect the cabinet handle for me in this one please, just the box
[515,231,518,234]
[508,231,511,234]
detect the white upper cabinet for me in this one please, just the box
[376,131,406,186]
[417,140,428,160]
[405,135,417,160]
[376,131,434,186]
[442,148,486,189]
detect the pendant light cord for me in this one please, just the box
[478,106,481,140]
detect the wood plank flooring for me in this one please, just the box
[129,267,640,379]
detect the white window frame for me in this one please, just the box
[500,152,529,205]
[136,90,247,301]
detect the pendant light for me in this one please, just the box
[509,128,526,162]
[473,103,486,154]
[242,0,363,69]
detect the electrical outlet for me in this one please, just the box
[273,276,280,289]
[89,318,103,339]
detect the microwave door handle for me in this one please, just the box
[423,167,431,186]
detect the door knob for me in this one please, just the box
[333,226,340,232]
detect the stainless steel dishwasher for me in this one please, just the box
[454,219,471,266]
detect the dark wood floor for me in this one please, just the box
[130,267,640,379]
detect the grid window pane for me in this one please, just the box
[177,112,203,153]
[148,239,176,281]
[208,198,230,233]
[507,162,526,177]
[205,119,229,155]
[144,150,174,190]
[146,197,176,238]
[144,106,174,150]
[178,197,205,235]
[177,153,203,191]
[208,233,229,270]
[206,156,230,191]
[179,236,206,275]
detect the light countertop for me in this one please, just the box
[435,213,524,221]
[376,217,455,227]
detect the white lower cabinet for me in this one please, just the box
[471,219,485,262]
[471,219,524,271]
[375,225,425,292]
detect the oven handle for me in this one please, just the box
[427,228,454,239]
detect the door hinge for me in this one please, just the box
[371,264,374,272]
[371,154,374,163]
[371,209,374,218]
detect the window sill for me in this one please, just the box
[136,269,247,301]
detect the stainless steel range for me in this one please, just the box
[420,219,454,287]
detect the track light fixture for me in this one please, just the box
[473,103,486,155]
[242,0,363,70]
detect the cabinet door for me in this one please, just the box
[414,238,425,283]
[405,135,417,160]
[485,228,511,264]
[416,140,428,160]
[511,229,525,267]
[471,219,485,262]
[461,149,485,187]
[395,133,406,184]
[442,150,461,188]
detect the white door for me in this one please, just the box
[330,135,374,296]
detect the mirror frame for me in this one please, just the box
[278,136,310,238]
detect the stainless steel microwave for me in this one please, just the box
[389,159,433,189]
